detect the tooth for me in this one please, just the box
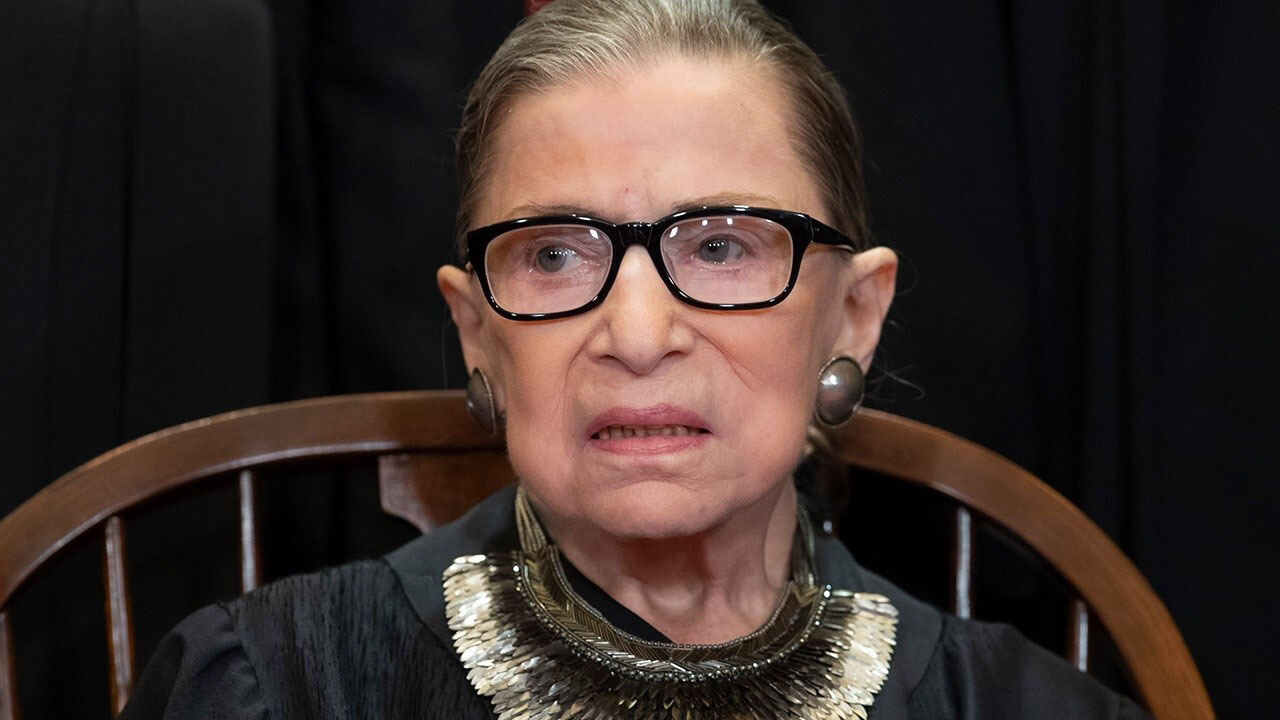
[594,424,707,439]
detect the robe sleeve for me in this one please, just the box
[118,604,269,720]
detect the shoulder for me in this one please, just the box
[120,603,267,720]
[223,558,415,653]
[123,559,491,719]
[225,558,402,629]
[123,487,517,719]
[907,613,1151,719]
[812,534,1148,720]
[222,484,518,652]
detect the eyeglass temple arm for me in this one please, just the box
[809,220,859,251]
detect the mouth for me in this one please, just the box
[585,405,712,455]
[590,424,710,440]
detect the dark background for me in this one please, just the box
[2,0,1276,716]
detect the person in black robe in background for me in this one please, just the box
[122,1,1151,717]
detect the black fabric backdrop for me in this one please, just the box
[2,0,1276,716]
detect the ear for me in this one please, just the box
[831,246,898,372]
[437,264,491,374]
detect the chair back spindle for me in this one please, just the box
[102,516,134,716]
[1068,597,1092,672]
[237,470,262,593]
[0,610,18,720]
[949,506,975,618]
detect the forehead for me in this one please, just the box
[475,55,824,226]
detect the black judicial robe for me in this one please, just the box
[120,486,1150,719]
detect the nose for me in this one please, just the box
[590,245,692,375]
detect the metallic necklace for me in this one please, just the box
[443,487,898,719]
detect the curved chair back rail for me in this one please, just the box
[0,390,1211,720]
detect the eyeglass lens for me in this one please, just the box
[483,215,795,315]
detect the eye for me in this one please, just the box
[695,235,747,264]
[534,245,581,273]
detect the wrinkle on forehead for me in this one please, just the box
[473,55,824,229]
[503,191,790,224]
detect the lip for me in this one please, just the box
[585,404,712,456]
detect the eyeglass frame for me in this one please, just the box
[464,205,858,321]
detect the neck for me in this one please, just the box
[539,482,799,645]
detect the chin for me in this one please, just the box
[579,482,752,539]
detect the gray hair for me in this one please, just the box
[453,0,870,258]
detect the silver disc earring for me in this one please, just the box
[814,356,865,427]
[466,368,499,435]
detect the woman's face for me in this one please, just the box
[440,56,895,539]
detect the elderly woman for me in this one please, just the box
[123,1,1149,718]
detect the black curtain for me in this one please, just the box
[1,0,1275,716]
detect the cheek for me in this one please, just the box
[718,286,838,408]
[720,274,844,449]
[486,323,572,402]
[485,326,583,485]
[705,306,832,465]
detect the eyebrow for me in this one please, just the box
[503,191,787,222]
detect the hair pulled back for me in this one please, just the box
[454,0,870,257]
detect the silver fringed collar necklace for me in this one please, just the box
[443,487,898,719]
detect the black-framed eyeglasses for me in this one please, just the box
[465,206,857,321]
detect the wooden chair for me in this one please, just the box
[0,390,1212,720]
